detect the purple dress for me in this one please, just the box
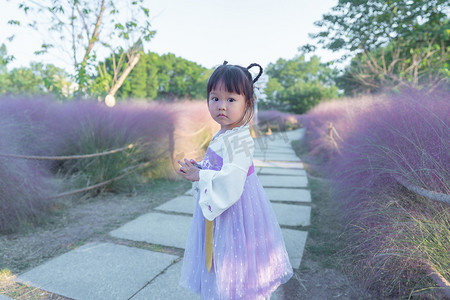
[180,125,293,299]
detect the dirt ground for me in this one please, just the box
[0,174,369,299]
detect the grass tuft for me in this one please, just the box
[299,87,449,298]
[0,97,217,234]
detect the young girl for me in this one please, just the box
[177,61,293,299]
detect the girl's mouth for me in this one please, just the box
[217,114,227,118]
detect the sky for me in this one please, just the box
[0,0,341,73]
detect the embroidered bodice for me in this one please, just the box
[194,125,254,221]
[201,147,223,171]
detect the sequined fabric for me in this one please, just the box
[180,148,293,299]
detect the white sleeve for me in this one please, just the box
[197,129,254,221]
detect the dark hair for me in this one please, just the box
[207,61,263,125]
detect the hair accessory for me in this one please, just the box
[246,63,263,83]
[223,61,228,65]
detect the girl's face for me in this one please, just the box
[208,81,246,131]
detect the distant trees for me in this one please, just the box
[8,0,155,97]
[0,40,210,100]
[0,63,70,97]
[263,54,339,114]
[105,52,211,100]
[0,44,70,97]
[309,0,449,94]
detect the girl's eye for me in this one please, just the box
[227,98,235,102]
[211,97,218,101]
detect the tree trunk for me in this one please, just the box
[107,53,141,97]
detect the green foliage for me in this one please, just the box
[264,54,338,114]
[111,52,210,100]
[310,0,449,93]
[127,53,149,98]
[59,126,145,193]
[30,63,71,98]
[312,0,449,53]
[0,44,14,73]
[0,57,70,98]
[337,19,449,94]
[1,68,42,95]
[10,0,155,97]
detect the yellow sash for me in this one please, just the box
[205,219,214,273]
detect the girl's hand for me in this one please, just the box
[177,158,200,182]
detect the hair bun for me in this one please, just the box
[223,61,228,65]
[246,63,263,83]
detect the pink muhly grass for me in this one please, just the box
[0,96,177,232]
[50,99,178,185]
[329,88,448,201]
[0,96,224,233]
[0,114,56,233]
[301,88,449,297]
[257,110,300,132]
[169,100,219,174]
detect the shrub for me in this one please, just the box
[0,114,55,233]
[256,110,300,133]
[168,100,219,174]
[48,100,176,187]
[301,88,449,297]
[0,97,177,233]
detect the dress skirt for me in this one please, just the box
[179,172,293,299]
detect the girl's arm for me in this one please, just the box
[197,129,254,221]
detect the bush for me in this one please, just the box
[0,97,177,233]
[0,115,55,233]
[300,88,449,297]
[255,110,301,135]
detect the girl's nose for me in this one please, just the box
[218,100,226,109]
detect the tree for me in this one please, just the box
[30,62,71,98]
[108,52,209,101]
[0,63,69,97]
[309,0,449,92]
[0,44,14,73]
[94,39,145,99]
[264,54,339,114]
[153,53,209,100]
[8,0,155,97]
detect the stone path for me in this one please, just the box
[13,128,311,300]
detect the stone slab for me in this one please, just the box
[270,285,284,300]
[255,144,293,153]
[253,159,304,169]
[254,148,297,155]
[281,229,308,269]
[155,195,194,215]
[259,175,308,188]
[110,213,192,249]
[130,230,306,298]
[272,203,311,227]
[254,134,293,144]
[155,196,310,227]
[257,142,293,150]
[257,167,307,176]
[131,260,200,300]
[265,187,311,203]
[254,143,296,150]
[285,128,305,141]
[254,142,292,150]
[254,149,296,155]
[17,242,178,300]
[131,259,286,299]
[254,154,300,162]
